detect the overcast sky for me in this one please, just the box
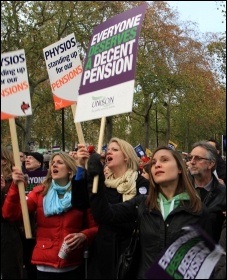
[167,1,226,33]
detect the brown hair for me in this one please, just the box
[1,146,14,180]
[146,146,202,213]
[143,162,151,174]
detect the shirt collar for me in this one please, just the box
[195,178,213,191]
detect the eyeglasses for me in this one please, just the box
[187,155,210,162]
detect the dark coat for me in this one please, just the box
[71,172,149,279]
[190,174,226,243]
[90,183,212,279]
[212,220,226,279]
[216,155,226,185]
[1,177,24,279]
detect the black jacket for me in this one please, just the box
[1,177,24,279]
[90,182,212,279]
[216,155,226,185]
[212,220,226,279]
[190,174,226,243]
[71,172,149,279]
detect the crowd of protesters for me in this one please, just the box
[1,138,226,279]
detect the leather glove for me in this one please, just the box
[71,176,90,210]
[87,153,105,195]
[87,152,104,178]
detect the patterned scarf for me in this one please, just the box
[105,169,138,202]
[43,180,72,217]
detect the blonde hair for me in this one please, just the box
[108,137,139,171]
[1,146,14,180]
[41,152,77,196]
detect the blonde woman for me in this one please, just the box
[72,138,149,279]
[2,152,98,279]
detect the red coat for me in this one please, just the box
[2,182,98,268]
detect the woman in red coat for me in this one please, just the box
[2,152,98,279]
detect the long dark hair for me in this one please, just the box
[146,146,202,212]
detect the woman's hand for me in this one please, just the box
[12,167,27,185]
[64,232,87,251]
[77,144,90,168]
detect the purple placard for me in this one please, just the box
[79,3,147,95]
[25,170,48,193]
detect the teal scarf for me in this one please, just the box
[43,180,72,217]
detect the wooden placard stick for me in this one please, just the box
[71,103,85,144]
[9,118,32,238]
[71,103,88,168]
[92,116,106,193]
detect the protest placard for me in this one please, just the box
[134,144,146,157]
[75,3,147,123]
[25,170,48,194]
[43,33,82,110]
[43,33,85,143]
[146,148,153,157]
[1,49,32,119]
[145,226,224,279]
[168,140,178,150]
[74,3,147,192]
[1,49,32,237]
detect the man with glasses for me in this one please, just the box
[187,141,226,243]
